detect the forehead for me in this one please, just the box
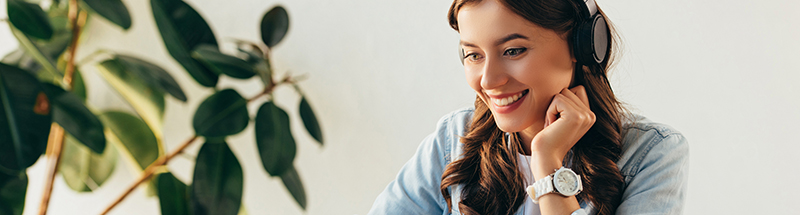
[456,0,547,44]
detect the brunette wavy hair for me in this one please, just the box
[440,0,626,214]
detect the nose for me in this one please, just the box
[480,56,508,90]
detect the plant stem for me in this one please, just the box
[99,135,198,215]
[38,1,85,214]
[100,76,299,214]
[63,6,87,88]
[38,123,65,215]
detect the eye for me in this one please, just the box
[503,47,527,57]
[464,52,483,62]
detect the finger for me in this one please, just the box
[569,85,591,108]
[547,93,579,122]
[557,88,582,113]
[544,94,563,127]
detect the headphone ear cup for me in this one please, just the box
[591,15,609,64]
[573,14,610,65]
[459,47,465,65]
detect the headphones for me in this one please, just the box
[573,0,609,66]
[459,0,610,67]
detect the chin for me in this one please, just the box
[491,111,534,133]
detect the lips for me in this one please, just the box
[491,89,529,106]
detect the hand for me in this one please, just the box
[530,86,595,177]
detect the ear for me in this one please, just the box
[561,31,578,64]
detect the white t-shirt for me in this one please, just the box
[517,153,542,215]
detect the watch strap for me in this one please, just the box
[527,174,555,204]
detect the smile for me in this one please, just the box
[491,89,529,107]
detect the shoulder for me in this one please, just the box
[434,106,474,136]
[429,106,474,165]
[617,114,689,176]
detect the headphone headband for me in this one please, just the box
[584,0,598,16]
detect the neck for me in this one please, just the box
[518,120,545,156]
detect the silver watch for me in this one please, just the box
[526,167,583,204]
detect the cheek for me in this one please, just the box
[514,56,574,109]
[465,68,484,95]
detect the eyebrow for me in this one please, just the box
[460,33,530,48]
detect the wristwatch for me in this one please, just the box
[526,167,583,204]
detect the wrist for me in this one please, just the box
[529,152,562,180]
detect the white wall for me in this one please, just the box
[2,0,798,214]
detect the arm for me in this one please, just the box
[616,133,689,215]
[529,87,594,215]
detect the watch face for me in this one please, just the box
[555,169,579,195]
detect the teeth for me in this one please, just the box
[492,91,525,106]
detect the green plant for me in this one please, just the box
[0,0,322,214]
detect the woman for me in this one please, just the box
[369,0,688,214]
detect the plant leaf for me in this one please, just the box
[81,0,132,30]
[192,89,249,138]
[254,102,296,176]
[191,140,243,215]
[236,47,272,88]
[260,6,289,48]
[41,84,106,154]
[9,26,61,80]
[59,134,117,192]
[101,111,161,196]
[192,45,256,79]
[98,111,160,172]
[0,63,51,171]
[41,1,73,60]
[0,170,27,215]
[96,59,166,139]
[72,68,87,102]
[7,0,53,40]
[157,172,191,215]
[299,97,323,145]
[280,165,307,210]
[113,55,187,102]
[151,0,219,87]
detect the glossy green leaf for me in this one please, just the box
[59,134,117,192]
[101,111,160,197]
[0,170,27,215]
[96,59,165,139]
[192,45,256,79]
[0,63,51,171]
[113,55,187,102]
[9,26,61,80]
[260,6,289,48]
[7,0,53,40]
[192,89,249,138]
[98,111,160,172]
[299,97,323,145]
[2,6,70,77]
[191,141,243,215]
[82,0,132,30]
[41,2,73,60]
[72,69,87,102]
[151,0,219,87]
[255,102,296,176]
[157,172,191,215]
[280,165,307,210]
[42,84,106,154]
[237,47,273,88]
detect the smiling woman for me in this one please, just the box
[368,0,688,215]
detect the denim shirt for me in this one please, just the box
[368,107,689,215]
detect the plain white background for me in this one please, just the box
[1,0,799,214]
